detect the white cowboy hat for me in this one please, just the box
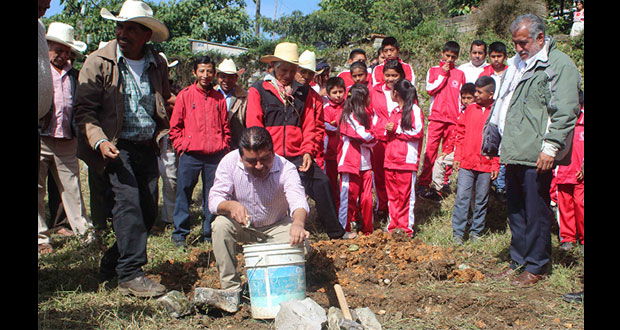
[159,52,178,68]
[298,50,317,73]
[217,58,245,75]
[46,22,87,54]
[100,0,169,42]
[260,42,299,65]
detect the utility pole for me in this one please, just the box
[255,0,261,37]
[272,0,277,40]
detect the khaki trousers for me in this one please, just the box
[38,136,92,244]
[211,215,292,291]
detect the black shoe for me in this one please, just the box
[419,189,443,203]
[562,291,583,303]
[118,275,167,298]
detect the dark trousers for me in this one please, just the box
[505,165,553,275]
[172,151,223,242]
[288,155,345,239]
[100,140,159,283]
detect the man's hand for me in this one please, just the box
[298,153,313,172]
[289,208,309,245]
[99,141,120,160]
[218,200,249,226]
[491,170,498,181]
[453,160,460,171]
[536,152,555,173]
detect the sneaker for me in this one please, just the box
[454,235,464,245]
[194,287,241,313]
[420,189,443,203]
[118,275,167,298]
[342,231,358,239]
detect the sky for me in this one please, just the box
[43,0,322,20]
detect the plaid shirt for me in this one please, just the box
[117,45,157,141]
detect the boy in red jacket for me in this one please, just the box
[323,77,346,204]
[169,56,231,247]
[451,76,499,244]
[371,37,416,86]
[417,41,466,197]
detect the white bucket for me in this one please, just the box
[243,242,306,319]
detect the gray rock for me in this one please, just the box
[157,290,193,318]
[275,297,327,330]
[354,307,382,330]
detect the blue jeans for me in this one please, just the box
[172,151,224,242]
[451,168,491,238]
[493,164,506,190]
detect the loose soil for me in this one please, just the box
[153,228,578,329]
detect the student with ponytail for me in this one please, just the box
[383,79,425,236]
[337,83,377,238]
[369,59,407,220]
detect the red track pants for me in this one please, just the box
[556,182,584,244]
[385,169,416,236]
[371,141,389,212]
[339,170,374,234]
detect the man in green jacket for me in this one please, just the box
[74,0,172,298]
[482,13,581,286]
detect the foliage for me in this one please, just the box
[472,0,546,38]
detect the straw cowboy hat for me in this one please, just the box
[217,59,245,76]
[260,42,299,65]
[100,0,169,42]
[158,52,178,68]
[298,50,317,73]
[46,22,87,54]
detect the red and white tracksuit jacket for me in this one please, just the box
[418,63,466,187]
[453,102,500,173]
[371,57,416,86]
[382,104,425,236]
[368,82,399,212]
[323,99,344,203]
[338,70,372,90]
[337,113,376,234]
[553,109,584,244]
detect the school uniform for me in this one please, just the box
[371,57,416,86]
[337,69,372,89]
[418,62,466,188]
[382,104,425,236]
[451,102,500,239]
[369,82,399,213]
[554,109,584,245]
[323,99,344,203]
[337,113,376,234]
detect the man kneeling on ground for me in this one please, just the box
[199,126,310,312]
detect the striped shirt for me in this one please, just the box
[208,149,309,228]
[117,45,157,141]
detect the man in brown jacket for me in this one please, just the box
[215,58,247,149]
[73,0,171,298]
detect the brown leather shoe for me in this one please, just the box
[512,271,545,286]
[491,267,517,280]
